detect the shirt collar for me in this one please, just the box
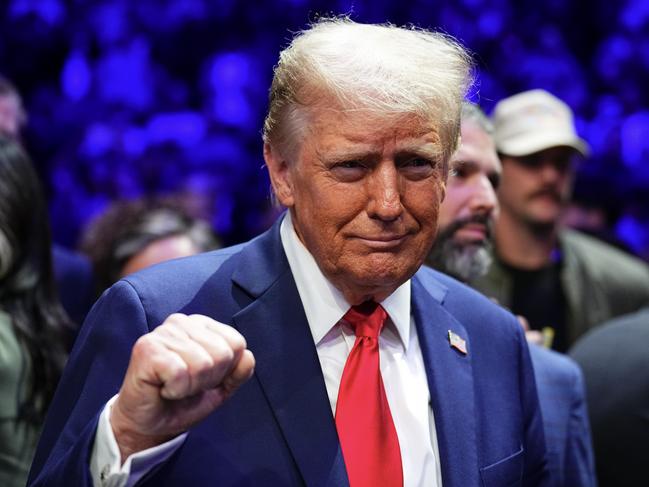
[279,212,411,350]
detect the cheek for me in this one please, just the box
[497,171,523,201]
[301,185,361,227]
[559,174,574,193]
[437,190,464,228]
[403,184,443,238]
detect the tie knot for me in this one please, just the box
[343,301,387,338]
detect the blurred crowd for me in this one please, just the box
[1,0,649,257]
[0,3,649,486]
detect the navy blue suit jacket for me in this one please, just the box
[29,220,549,486]
[529,345,596,486]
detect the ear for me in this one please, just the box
[264,142,295,207]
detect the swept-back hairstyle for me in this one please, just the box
[0,137,71,420]
[263,17,474,166]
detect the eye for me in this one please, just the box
[399,157,435,179]
[330,160,367,181]
[450,165,469,179]
[337,160,364,169]
[403,157,432,168]
[488,172,501,190]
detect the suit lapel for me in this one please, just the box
[231,220,348,487]
[412,273,479,487]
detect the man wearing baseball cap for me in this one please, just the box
[471,89,649,352]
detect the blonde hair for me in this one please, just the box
[263,17,474,163]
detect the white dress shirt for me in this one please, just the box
[90,213,442,486]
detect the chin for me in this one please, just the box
[355,255,421,286]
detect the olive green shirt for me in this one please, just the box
[471,229,649,347]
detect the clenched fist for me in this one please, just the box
[110,313,255,462]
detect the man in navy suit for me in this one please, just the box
[29,18,549,487]
[427,102,596,486]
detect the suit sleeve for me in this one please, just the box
[516,325,552,487]
[563,366,597,487]
[28,280,151,486]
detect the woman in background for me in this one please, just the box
[0,137,72,487]
[80,196,220,297]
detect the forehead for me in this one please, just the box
[452,121,501,173]
[300,107,442,158]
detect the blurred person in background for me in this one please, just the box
[427,101,596,486]
[0,75,27,141]
[570,307,649,487]
[0,136,73,487]
[471,89,649,352]
[0,73,95,328]
[79,196,220,296]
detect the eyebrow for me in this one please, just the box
[395,142,443,161]
[316,142,443,165]
[316,147,376,165]
[450,159,478,171]
[451,159,502,177]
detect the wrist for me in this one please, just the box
[109,399,173,464]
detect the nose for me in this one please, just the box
[367,162,403,221]
[538,155,572,184]
[468,174,498,215]
[539,163,563,184]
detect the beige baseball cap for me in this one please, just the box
[492,89,590,157]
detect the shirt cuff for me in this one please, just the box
[90,394,188,487]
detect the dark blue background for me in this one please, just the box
[1,0,648,257]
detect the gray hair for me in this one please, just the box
[263,17,474,164]
[461,101,493,134]
[426,215,494,282]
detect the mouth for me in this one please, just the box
[353,234,409,249]
[453,223,488,242]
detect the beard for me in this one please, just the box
[426,214,494,283]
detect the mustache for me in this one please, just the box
[439,213,494,241]
[529,187,562,202]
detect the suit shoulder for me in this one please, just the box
[117,243,248,304]
[570,307,649,359]
[529,345,583,385]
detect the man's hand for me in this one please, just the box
[110,313,255,463]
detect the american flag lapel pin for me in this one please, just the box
[447,330,467,355]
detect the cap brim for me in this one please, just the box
[497,133,590,157]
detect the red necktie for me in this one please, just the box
[335,301,403,487]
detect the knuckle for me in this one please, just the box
[170,364,189,383]
[132,334,156,357]
[193,354,215,376]
[219,323,247,351]
[232,333,247,353]
[214,341,235,366]
[164,313,188,326]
